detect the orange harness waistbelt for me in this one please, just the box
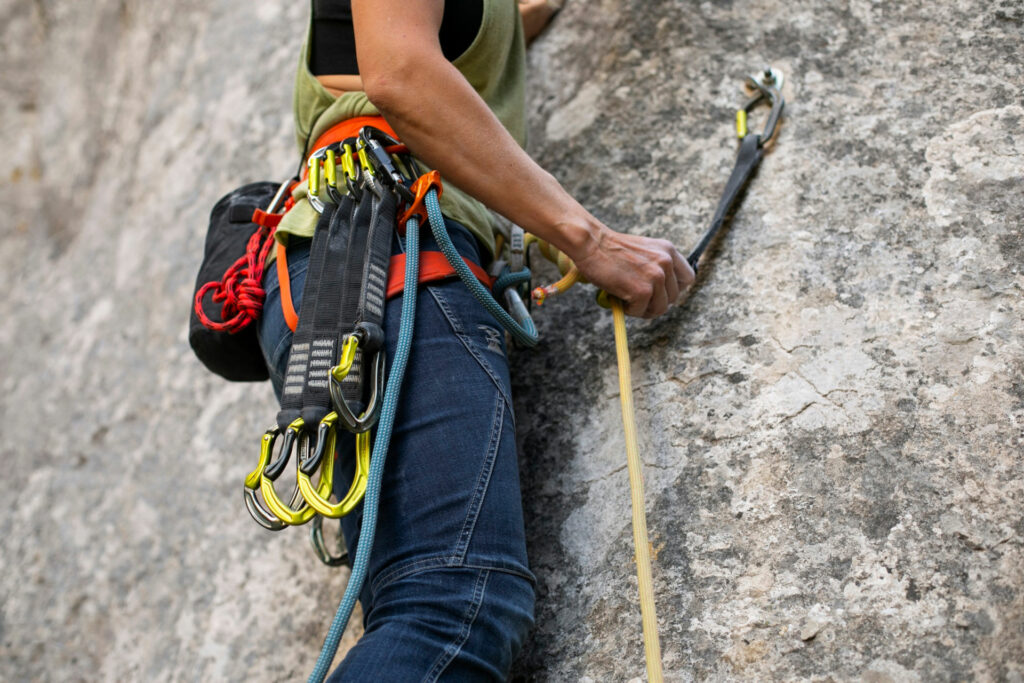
[275,116,490,333]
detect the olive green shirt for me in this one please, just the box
[275,0,527,259]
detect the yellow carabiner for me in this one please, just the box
[325,148,337,190]
[298,415,371,518]
[357,141,375,177]
[342,143,358,182]
[259,418,330,526]
[330,334,360,383]
[307,155,321,198]
[243,427,290,530]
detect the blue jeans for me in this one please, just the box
[258,220,535,681]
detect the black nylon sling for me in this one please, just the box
[274,164,396,435]
[276,195,350,432]
[687,132,764,270]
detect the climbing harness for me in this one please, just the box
[194,65,782,681]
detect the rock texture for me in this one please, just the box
[1,0,1021,681]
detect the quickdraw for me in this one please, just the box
[687,67,784,271]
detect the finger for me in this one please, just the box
[645,276,669,318]
[670,246,694,289]
[625,282,652,318]
[626,296,648,318]
[663,255,680,305]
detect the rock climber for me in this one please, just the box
[257,0,694,678]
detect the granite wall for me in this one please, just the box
[1,0,1021,680]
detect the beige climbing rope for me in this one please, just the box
[611,297,664,682]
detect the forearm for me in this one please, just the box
[352,0,691,318]
[355,24,601,260]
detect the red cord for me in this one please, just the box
[193,213,279,334]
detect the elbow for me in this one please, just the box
[362,46,447,116]
[361,59,420,116]
[362,70,402,114]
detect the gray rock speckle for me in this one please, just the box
[1,0,1022,681]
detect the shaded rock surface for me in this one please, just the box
[1,0,1021,680]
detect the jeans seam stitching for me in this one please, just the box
[451,395,504,564]
[370,555,451,596]
[427,286,514,411]
[423,569,490,683]
[370,557,536,598]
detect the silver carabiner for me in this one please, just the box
[739,67,785,147]
[310,515,349,566]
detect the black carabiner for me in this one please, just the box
[358,126,415,203]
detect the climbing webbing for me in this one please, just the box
[687,67,784,270]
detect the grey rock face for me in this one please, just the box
[1,0,1021,681]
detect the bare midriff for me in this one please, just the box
[315,74,364,98]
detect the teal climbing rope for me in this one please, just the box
[307,208,422,683]
[309,187,538,681]
[424,191,539,347]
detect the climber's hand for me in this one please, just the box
[519,0,561,45]
[570,225,694,319]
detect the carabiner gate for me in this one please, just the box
[736,67,785,147]
[358,126,415,203]
[329,332,386,433]
[257,417,320,526]
[243,427,306,531]
[298,419,372,519]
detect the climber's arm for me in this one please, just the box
[518,0,560,44]
[352,0,693,317]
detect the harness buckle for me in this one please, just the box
[398,170,444,232]
[736,67,785,147]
